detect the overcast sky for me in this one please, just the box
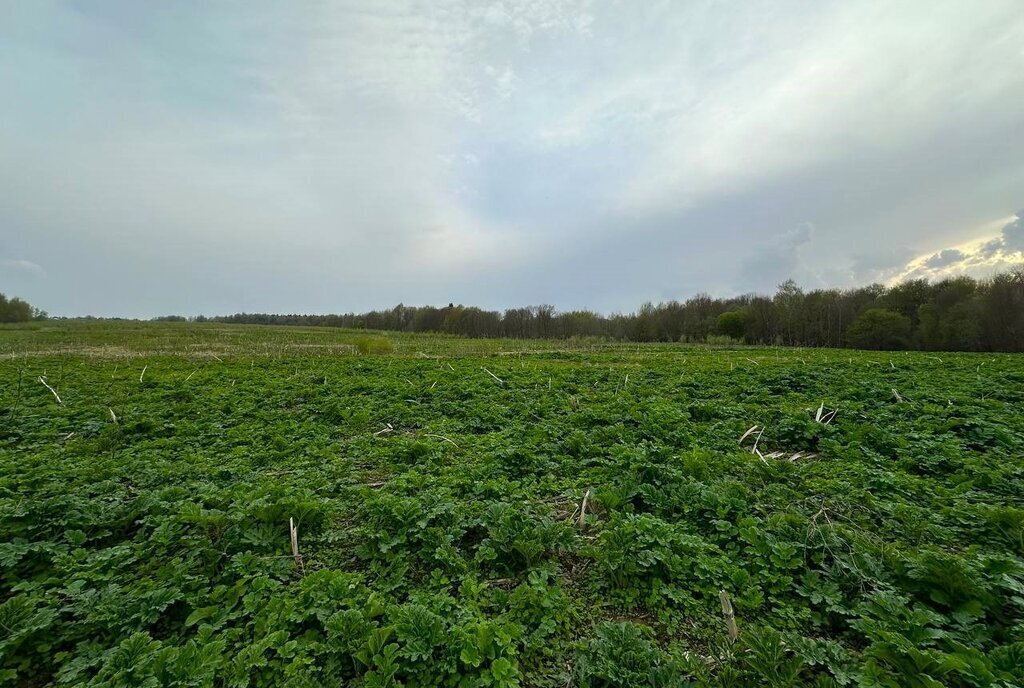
[2,1,1023,317]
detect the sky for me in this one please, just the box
[1,1,1023,318]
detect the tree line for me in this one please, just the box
[0,293,45,323]
[202,268,1024,351]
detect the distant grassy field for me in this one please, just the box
[2,321,1023,687]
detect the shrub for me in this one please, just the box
[354,336,394,355]
[705,334,741,347]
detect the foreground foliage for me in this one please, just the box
[2,322,1023,686]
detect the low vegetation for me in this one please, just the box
[1,321,1022,686]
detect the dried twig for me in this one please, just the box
[108,407,118,425]
[481,367,504,385]
[891,388,903,402]
[139,366,148,382]
[578,489,591,529]
[374,423,395,436]
[739,425,759,444]
[751,427,764,455]
[719,589,739,641]
[289,517,305,576]
[39,376,62,405]
[425,433,459,448]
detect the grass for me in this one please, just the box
[1,321,1023,687]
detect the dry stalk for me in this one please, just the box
[289,517,305,576]
[578,489,591,529]
[425,433,459,448]
[139,366,148,382]
[719,589,739,641]
[738,425,759,444]
[38,376,62,405]
[481,367,504,385]
[751,427,764,455]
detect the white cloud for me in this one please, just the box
[616,1,1024,213]
[890,213,1024,282]
[2,1,1023,316]
[1,259,46,277]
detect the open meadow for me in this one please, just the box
[2,321,1023,687]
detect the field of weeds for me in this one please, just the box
[2,321,1023,686]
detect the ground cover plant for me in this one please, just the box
[2,321,1023,686]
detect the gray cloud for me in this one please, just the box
[2,2,1024,316]
[738,223,815,292]
[924,249,967,269]
[1002,214,1024,253]
[849,246,918,283]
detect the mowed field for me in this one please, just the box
[2,321,1023,687]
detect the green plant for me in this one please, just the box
[354,336,394,355]
[2,321,1023,686]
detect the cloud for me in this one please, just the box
[610,2,1024,215]
[1,259,45,277]
[1001,213,1024,252]
[2,2,1024,316]
[891,212,1024,283]
[923,249,967,269]
[849,246,918,283]
[737,222,815,291]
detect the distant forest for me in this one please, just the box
[200,268,1024,352]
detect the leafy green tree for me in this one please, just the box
[716,309,748,340]
[0,293,36,323]
[846,308,912,350]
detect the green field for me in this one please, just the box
[2,321,1023,687]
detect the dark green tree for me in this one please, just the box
[716,309,748,340]
[846,308,912,350]
[0,293,36,323]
